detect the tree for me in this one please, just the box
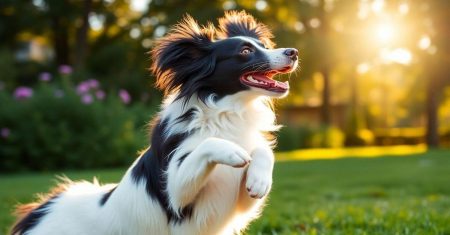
[74,0,92,71]
[411,0,450,147]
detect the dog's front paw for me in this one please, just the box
[206,138,251,168]
[245,166,272,199]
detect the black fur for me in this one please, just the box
[99,186,117,206]
[131,118,193,224]
[217,11,275,49]
[11,196,59,235]
[175,108,198,124]
[151,11,276,103]
[135,10,284,226]
[177,152,190,167]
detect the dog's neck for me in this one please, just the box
[158,92,280,143]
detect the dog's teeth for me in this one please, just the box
[247,76,260,84]
[246,75,269,85]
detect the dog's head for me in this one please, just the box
[151,11,298,102]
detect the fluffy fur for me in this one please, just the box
[11,11,298,235]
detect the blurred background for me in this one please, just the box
[1,0,449,171]
[1,0,450,234]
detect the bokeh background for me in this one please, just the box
[1,0,449,234]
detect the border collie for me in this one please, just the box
[11,11,298,235]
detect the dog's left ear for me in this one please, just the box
[151,15,216,97]
[217,10,275,49]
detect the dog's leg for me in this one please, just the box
[237,146,274,212]
[245,146,274,198]
[166,137,251,213]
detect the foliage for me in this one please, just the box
[345,128,375,147]
[276,126,312,151]
[0,74,153,172]
[0,48,17,88]
[441,131,450,147]
[309,125,345,148]
[1,150,449,234]
[276,125,345,151]
[1,0,450,170]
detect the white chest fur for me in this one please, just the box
[161,92,279,152]
[159,92,278,234]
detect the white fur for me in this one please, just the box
[235,36,296,71]
[19,90,281,235]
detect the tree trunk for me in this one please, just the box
[319,0,331,125]
[75,0,92,71]
[51,16,70,66]
[320,68,331,124]
[425,75,439,147]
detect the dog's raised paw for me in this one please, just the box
[224,152,251,168]
[245,170,272,199]
[206,138,252,168]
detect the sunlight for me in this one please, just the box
[418,35,431,50]
[357,63,370,74]
[277,144,427,161]
[130,0,150,12]
[399,3,409,15]
[380,48,412,65]
[255,0,268,11]
[375,23,395,43]
[371,0,385,13]
[88,13,105,31]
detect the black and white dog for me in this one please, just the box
[12,11,298,235]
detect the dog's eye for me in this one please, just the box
[240,47,252,55]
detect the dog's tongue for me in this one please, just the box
[252,74,289,89]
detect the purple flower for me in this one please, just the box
[1,128,10,139]
[14,86,33,100]
[76,82,90,94]
[87,79,99,89]
[95,90,105,100]
[119,89,131,104]
[54,89,64,98]
[39,72,52,82]
[58,65,73,75]
[81,94,93,104]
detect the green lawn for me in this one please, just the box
[1,149,449,235]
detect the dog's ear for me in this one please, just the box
[151,15,216,97]
[217,10,275,49]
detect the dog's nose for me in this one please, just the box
[284,48,298,60]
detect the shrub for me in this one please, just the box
[309,125,345,148]
[345,129,375,146]
[276,126,309,151]
[0,74,154,172]
[276,125,345,151]
[438,129,450,147]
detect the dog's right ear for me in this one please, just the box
[151,15,215,97]
[217,10,275,49]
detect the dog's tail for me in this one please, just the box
[10,176,72,234]
[13,202,40,219]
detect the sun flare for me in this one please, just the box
[375,23,395,43]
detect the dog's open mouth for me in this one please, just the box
[240,67,292,93]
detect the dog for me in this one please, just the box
[11,11,298,235]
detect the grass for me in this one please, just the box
[277,144,427,161]
[1,149,449,234]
